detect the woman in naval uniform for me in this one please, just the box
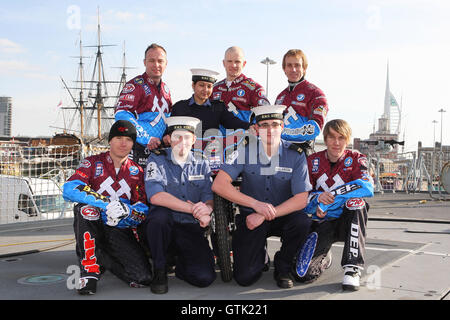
[170,68,250,137]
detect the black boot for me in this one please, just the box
[150,269,168,294]
[77,277,98,295]
[274,269,294,289]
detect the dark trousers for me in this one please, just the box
[232,211,311,286]
[307,202,369,278]
[140,206,216,288]
[73,204,152,286]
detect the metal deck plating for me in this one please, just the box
[0,192,449,301]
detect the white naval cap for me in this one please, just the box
[190,68,220,83]
[166,116,201,134]
[252,105,286,122]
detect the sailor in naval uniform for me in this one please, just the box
[169,68,250,137]
[212,105,312,288]
[141,116,216,294]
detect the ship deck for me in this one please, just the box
[0,192,449,304]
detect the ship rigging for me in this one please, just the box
[59,10,130,145]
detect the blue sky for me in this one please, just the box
[1,0,449,151]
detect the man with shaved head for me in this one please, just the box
[212,46,270,126]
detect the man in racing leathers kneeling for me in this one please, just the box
[298,119,374,291]
[63,120,152,295]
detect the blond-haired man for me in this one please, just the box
[275,49,328,155]
[298,119,374,291]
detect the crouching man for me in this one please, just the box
[63,120,152,295]
[212,105,312,288]
[141,116,216,294]
[299,119,374,291]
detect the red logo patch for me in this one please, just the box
[345,198,365,210]
[80,205,100,221]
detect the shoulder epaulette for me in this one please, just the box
[150,148,167,156]
[288,143,304,154]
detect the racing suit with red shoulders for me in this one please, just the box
[275,79,328,144]
[212,73,270,124]
[308,149,371,195]
[115,72,172,167]
[297,149,372,282]
[63,151,152,286]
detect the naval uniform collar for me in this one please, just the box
[189,95,211,107]
[257,139,283,163]
[166,147,195,167]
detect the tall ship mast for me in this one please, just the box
[59,33,88,139]
[113,41,137,107]
[60,9,125,145]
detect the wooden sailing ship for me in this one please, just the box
[59,9,132,146]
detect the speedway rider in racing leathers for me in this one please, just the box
[63,120,152,295]
[212,46,270,127]
[299,119,374,291]
[275,49,328,155]
[114,43,172,169]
